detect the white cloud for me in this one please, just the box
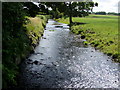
[93,0,119,13]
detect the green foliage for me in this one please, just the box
[23,2,40,17]
[44,2,98,24]
[25,16,47,47]
[2,2,48,88]
[83,41,88,46]
[49,30,55,31]
[71,25,84,34]
[2,2,29,88]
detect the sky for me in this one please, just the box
[93,0,119,13]
[33,0,119,13]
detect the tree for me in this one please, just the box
[95,11,106,15]
[23,2,40,17]
[44,2,98,26]
[108,12,118,15]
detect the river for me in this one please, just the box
[19,19,120,89]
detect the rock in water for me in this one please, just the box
[33,61,39,65]
[81,35,85,39]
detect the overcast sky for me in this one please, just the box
[93,0,119,13]
[33,0,119,13]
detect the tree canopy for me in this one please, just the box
[42,2,98,25]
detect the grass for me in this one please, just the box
[25,15,47,47]
[49,30,55,31]
[57,14,119,62]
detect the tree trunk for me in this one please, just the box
[69,2,73,27]
[69,12,72,25]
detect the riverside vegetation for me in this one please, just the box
[3,15,48,88]
[2,3,49,88]
[2,2,119,89]
[2,2,98,88]
[56,15,119,62]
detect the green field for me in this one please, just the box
[57,15,119,62]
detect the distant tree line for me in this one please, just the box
[92,11,120,15]
[107,12,120,16]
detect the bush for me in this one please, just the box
[83,41,88,46]
[2,2,29,88]
[2,3,48,88]
[112,53,119,59]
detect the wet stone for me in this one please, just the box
[40,53,44,55]
[33,61,39,65]
[28,59,32,61]
[26,61,33,64]
[42,37,46,39]
[40,59,44,60]
[55,26,63,28]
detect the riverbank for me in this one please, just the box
[25,15,48,50]
[2,15,48,88]
[56,15,119,63]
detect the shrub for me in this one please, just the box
[2,3,48,88]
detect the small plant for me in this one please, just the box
[49,30,55,31]
[112,53,119,59]
[83,41,88,46]
[94,43,99,47]
[107,53,112,56]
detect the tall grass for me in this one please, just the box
[25,15,47,47]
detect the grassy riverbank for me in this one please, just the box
[57,15,119,62]
[25,15,48,48]
[3,15,48,88]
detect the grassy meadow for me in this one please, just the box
[57,15,119,62]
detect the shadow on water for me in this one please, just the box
[19,19,120,89]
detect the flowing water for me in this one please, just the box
[20,19,120,89]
